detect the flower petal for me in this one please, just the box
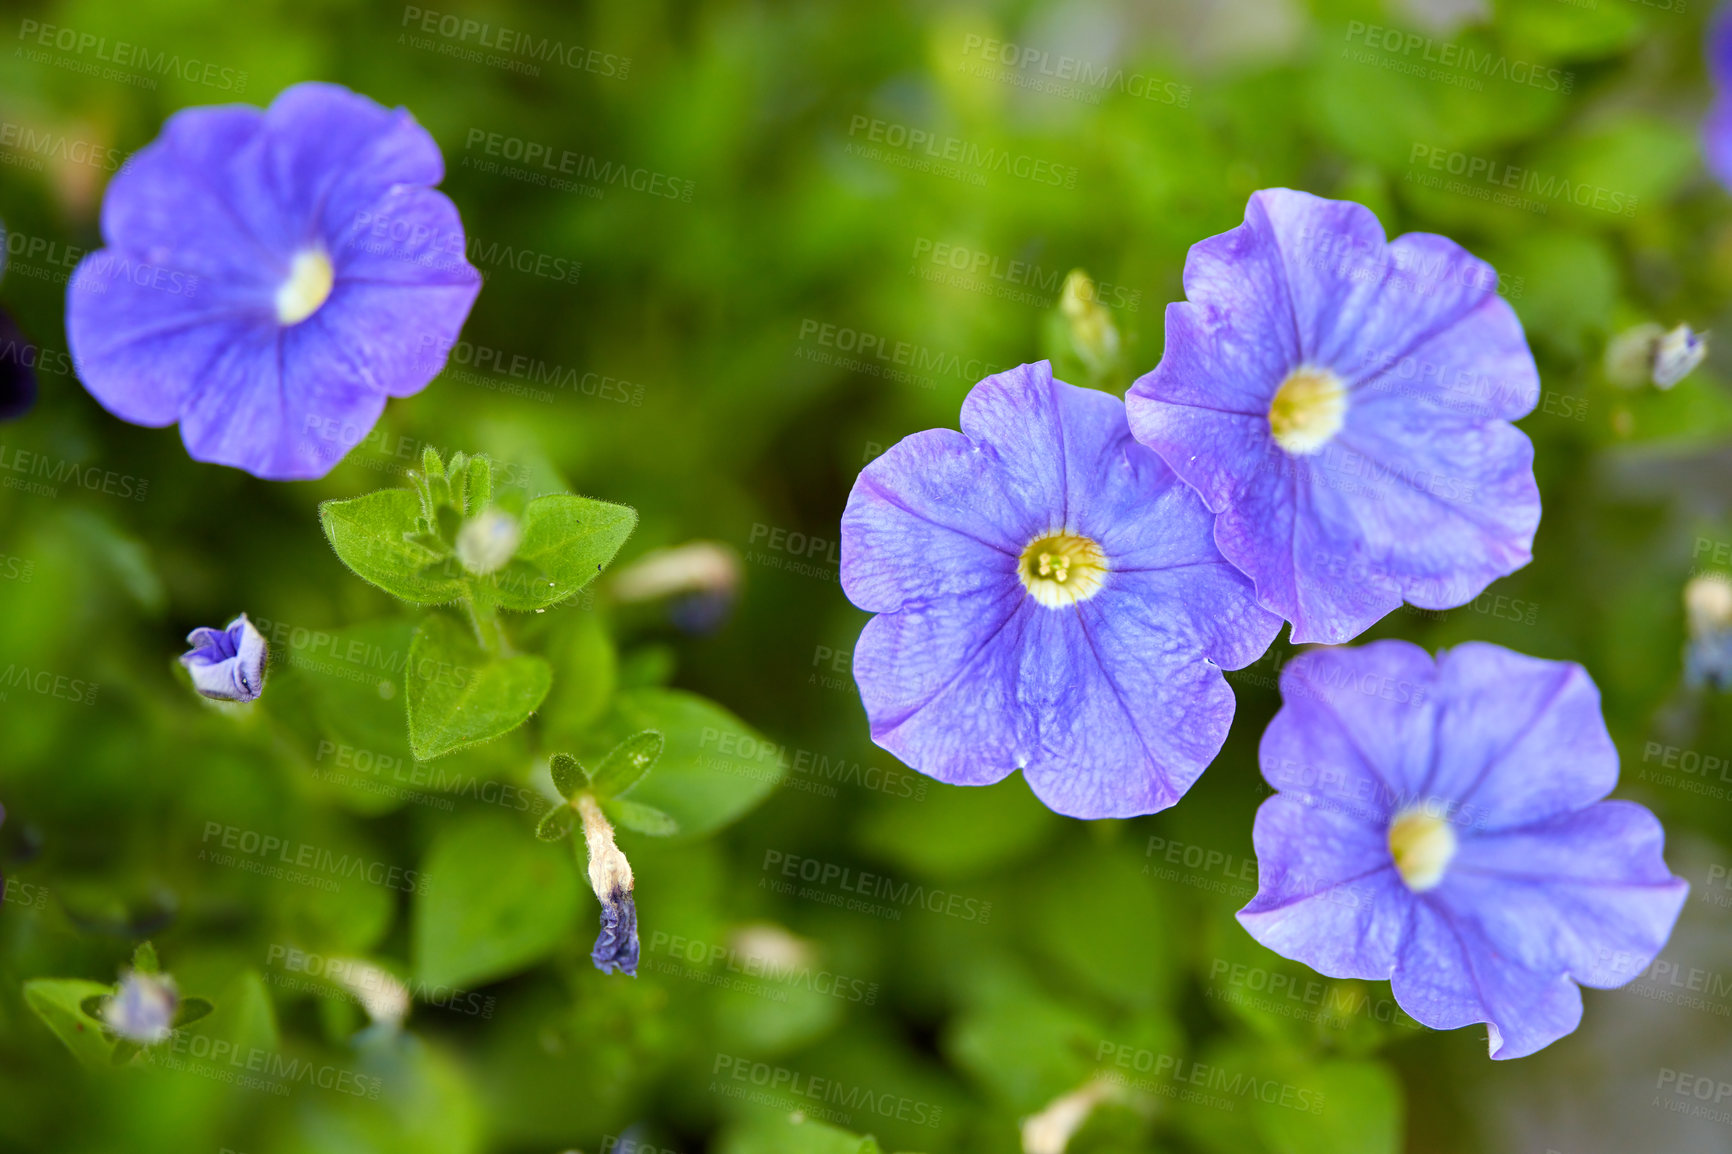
[1237,792,1411,980]
[1443,801,1688,986]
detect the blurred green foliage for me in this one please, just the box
[2,0,1731,1151]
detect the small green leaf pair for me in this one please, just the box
[537,730,677,839]
[36,942,217,1066]
[320,447,637,614]
[319,448,638,760]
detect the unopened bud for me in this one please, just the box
[578,795,639,975]
[1022,1078,1117,1154]
[1605,323,1707,390]
[455,507,521,575]
[1060,270,1120,377]
[105,971,178,1044]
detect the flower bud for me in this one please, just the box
[577,795,638,975]
[179,613,267,702]
[105,971,178,1044]
[454,507,522,575]
[1022,1078,1117,1154]
[1684,574,1732,690]
[1605,322,1708,390]
[1060,270,1121,377]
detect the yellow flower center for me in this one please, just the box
[1018,532,1107,608]
[1268,366,1348,455]
[1387,807,1457,892]
[276,248,334,326]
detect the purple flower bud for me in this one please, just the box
[591,885,639,976]
[179,614,268,702]
[105,971,178,1044]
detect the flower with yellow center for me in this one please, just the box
[1018,532,1108,608]
[275,248,334,326]
[1387,806,1457,893]
[1267,365,1348,455]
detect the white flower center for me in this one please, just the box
[276,248,334,326]
[1018,532,1107,608]
[1268,366,1347,455]
[1387,807,1457,892]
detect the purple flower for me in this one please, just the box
[104,971,179,1044]
[66,82,480,480]
[1239,640,1687,1060]
[840,361,1281,819]
[1708,4,1732,187]
[1127,189,1540,644]
[180,614,267,702]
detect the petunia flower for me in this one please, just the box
[179,614,268,702]
[1239,640,1687,1060]
[66,82,480,480]
[1127,188,1540,644]
[840,361,1281,819]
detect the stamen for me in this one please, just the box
[1019,533,1107,608]
[1268,366,1348,455]
[1387,806,1457,892]
[276,248,334,326]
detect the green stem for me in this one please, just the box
[463,594,508,656]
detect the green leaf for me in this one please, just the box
[407,613,552,760]
[109,1040,141,1066]
[79,994,109,1021]
[414,812,580,989]
[541,612,618,749]
[549,752,587,798]
[583,688,783,839]
[603,797,678,837]
[535,804,577,841]
[174,997,214,1028]
[465,454,493,514]
[588,730,663,798]
[131,940,159,973]
[321,489,467,605]
[23,979,115,1069]
[483,493,637,611]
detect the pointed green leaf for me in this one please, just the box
[407,614,552,760]
[603,797,678,837]
[132,941,159,973]
[174,997,214,1028]
[535,804,577,841]
[23,979,115,1069]
[482,494,637,611]
[320,489,468,605]
[414,812,580,989]
[109,1039,141,1066]
[549,752,587,798]
[465,455,493,515]
[80,994,109,1021]
[421,445,445,481]
[589,730,663,798]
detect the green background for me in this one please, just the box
[2,0,1731,1150]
